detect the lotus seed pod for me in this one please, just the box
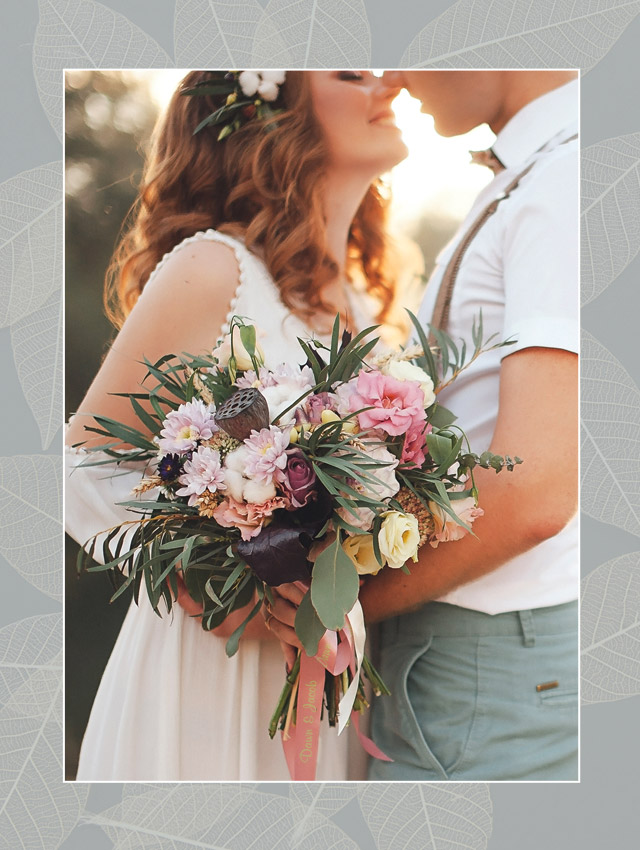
[214,388,270,440]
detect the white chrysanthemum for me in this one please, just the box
[156,399,217,455]
[176,446,226,506]
[244,426,290,484]
[238,70,260,97]
[258,81,279,102]
[261,71,286,85]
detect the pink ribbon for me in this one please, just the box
[281,605,392,780]
[281,650,327,781]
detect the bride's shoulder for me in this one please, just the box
[138,229,245,307]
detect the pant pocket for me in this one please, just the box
[373,637,450,779]
[404,635,481,777]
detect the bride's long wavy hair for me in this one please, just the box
[105,71,397,329]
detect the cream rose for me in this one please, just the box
[382,360,436,408]
[378,511,420,569]
[342,534,384,576]
[212,326,265,372]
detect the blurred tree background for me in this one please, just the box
[64,70,462,780]
[65,70,159,779]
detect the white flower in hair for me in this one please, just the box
[239,70,260,97]
[258,81,279,102]
[261,70,286,85]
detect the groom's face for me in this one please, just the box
[384,71,503,137]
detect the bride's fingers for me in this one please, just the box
[267,616,301,651]
[272,582,306,606]
[265,594,298,628]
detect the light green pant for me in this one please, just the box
[368,600,578,781]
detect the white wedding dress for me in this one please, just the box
[66,229,375,781]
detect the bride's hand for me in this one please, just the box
[175,573,274,640]
[263,582,307,670]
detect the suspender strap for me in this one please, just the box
[428,133,578,345]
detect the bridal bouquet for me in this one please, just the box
[75,313,521,779]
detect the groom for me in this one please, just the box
[268,70,579,780]
[356,70,579,780]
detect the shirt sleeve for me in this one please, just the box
[500,145,579,358]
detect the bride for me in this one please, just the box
[65,69,409,780]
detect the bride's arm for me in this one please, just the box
[66,240,242,448]
[66,239,277,641]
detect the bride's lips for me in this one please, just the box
[369,109,398,128]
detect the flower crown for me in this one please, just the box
[182,71,287,140]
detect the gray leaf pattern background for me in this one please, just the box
[174,0,265,67]
[580,329,640,537]
[34,0,173,139]
[0,163,62,328]
[581,552,640,703]
[0,0,637,847]
[251,0,371,67]
[0,614,87,850]
[580,133,640,306]
[401,0,640,69]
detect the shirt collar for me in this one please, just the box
[491,79,579,168]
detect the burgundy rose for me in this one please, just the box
[281,449,317,508]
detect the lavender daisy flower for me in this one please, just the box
[235,367,277,390]
[156,399,217,455]
[244,426,290,485]
[176,446,226,506]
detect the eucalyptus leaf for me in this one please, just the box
[310,536,359,631]
[295,591,327,656]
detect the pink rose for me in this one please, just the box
[429,497,484,548]
[213,495,289,541]
[349,371,426,437]
[401,423,431,468]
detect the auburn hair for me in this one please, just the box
[105,71,397,329]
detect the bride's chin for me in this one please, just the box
[382,140,410,171]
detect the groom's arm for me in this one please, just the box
[358,344,578,623]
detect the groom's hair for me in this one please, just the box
[105,71,397,331]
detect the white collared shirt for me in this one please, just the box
[417,80,579,614]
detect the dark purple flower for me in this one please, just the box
[157,453,182,482]
[281,449,317,508]
[237,524,313,585]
